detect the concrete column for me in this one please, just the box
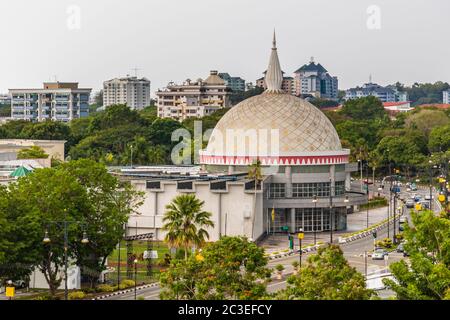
[345,172,351,190]
[228,165,235,175]
[330,165,336,196]
[154,192,158,240]
[218,193,222,239]
[285,166,292,197]
[290,208,296,233]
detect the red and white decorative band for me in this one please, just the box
[199,154,349,166]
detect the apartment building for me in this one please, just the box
[293,60,338,100]
[156,71,232,121]
[9,82,91,122]
[345,82,408,103]
[443,89,450,104]
[218,73,246,92]
[103,76,151,110]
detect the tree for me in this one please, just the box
[59,159,144,287]
[383,210,450,300]
[17,146,49,159]
[0,160,144,295]
[159,236,271,300]
[275,245,374,300]
[247,159,262,240]
[428,124,450,153]
[20,121,73,148]
[405,109,450,138]
[0,168,91,297]
[162,194,214,260]
[340,96,387,121]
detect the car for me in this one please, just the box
[397,243,404,253]
[424,195,433,201]
[414,195,422,202]
[372,249,388,260]
[399,224,405,231]
[403,250,410,257]
[399,216,407,224]
[410,184,418,191]
[406,199,415,208]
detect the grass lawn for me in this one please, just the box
[106,240,171,284]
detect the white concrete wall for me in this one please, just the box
[129,180,261,243]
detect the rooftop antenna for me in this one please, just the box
[132,67,140,77]
[53,75,58,82]
[369,74,372,83]
[310,56,315,63]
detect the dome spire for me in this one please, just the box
[264,29,284,94]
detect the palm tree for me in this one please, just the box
[247,159,262,240]
[162,194,214,260]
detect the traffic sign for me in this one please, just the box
[281,226,289,231]
[6,286,14,298]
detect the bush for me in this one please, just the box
[68,291,86,300]
[137,296,145,300]
[97,284,115,293]
[33,294,52,300]
[120,279,136,289]
[275,264,284,272]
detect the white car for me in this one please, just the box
[372,249,388,260]
[424,195,433,200]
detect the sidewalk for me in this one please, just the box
[260,206,389,254]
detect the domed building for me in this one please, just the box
[127,33,367,242]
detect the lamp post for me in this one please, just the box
[312,195,318,245]
[329,181,334,244]
[42,210,89,301]
[130,144,134,168]
[358,159,363,192]
[365,160,370,228]
[134,258,138,300]
[429,160,433,211]
[298,228,304,269]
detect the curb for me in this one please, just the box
[92,283,159,300]
[267,214,400,261]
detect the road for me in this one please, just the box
[103,182,439,300]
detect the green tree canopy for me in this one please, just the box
[275,245,374,300]
[340,96,387,121]
[17,146,49,159]
[159,236,271,300]
[383,211,450,300]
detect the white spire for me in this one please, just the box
[264,30,284,94]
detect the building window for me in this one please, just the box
[268,183,286,198]
[292,182,330,198]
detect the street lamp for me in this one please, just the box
[134,258,138,300]
[130,144,134,168]
[312,195,318,245]
[358,159,363,192]
[297,228,304,270]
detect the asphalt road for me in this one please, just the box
[103,183,439,300]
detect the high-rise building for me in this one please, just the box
[156,71,232,121]
[293,59,338,100]
[345,82,407,103]
[218,73,246,92]
[0,94,10,105]
[9,82,91,122]
[443,89,450,104]
[103,76,151,110]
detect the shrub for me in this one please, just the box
[97,284,115,293]
[291,261,299,269]
[137,296,145,300]
[33,294,52,300]
[68,291,86,300]
[120,279,136,288]
[275,264,284,272]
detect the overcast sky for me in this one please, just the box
[1,0,449,96]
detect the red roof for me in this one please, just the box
[382,101,410,107]
[417,104,450,109]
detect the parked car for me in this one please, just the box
[410,184,418,191]
[406,199,415,208]
[372,249,388,260]
[419,201,430,209]
[424,195,433,201]
[399,216,407,224]
[414,195,422,202]
[396,243,404,253]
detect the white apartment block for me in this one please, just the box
[103,76,151,110]
[156,71,232,121]
[9,82,91,122]
[443,90,450,104]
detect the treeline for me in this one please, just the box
[0,104,228,166]
[324,96,450,177]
